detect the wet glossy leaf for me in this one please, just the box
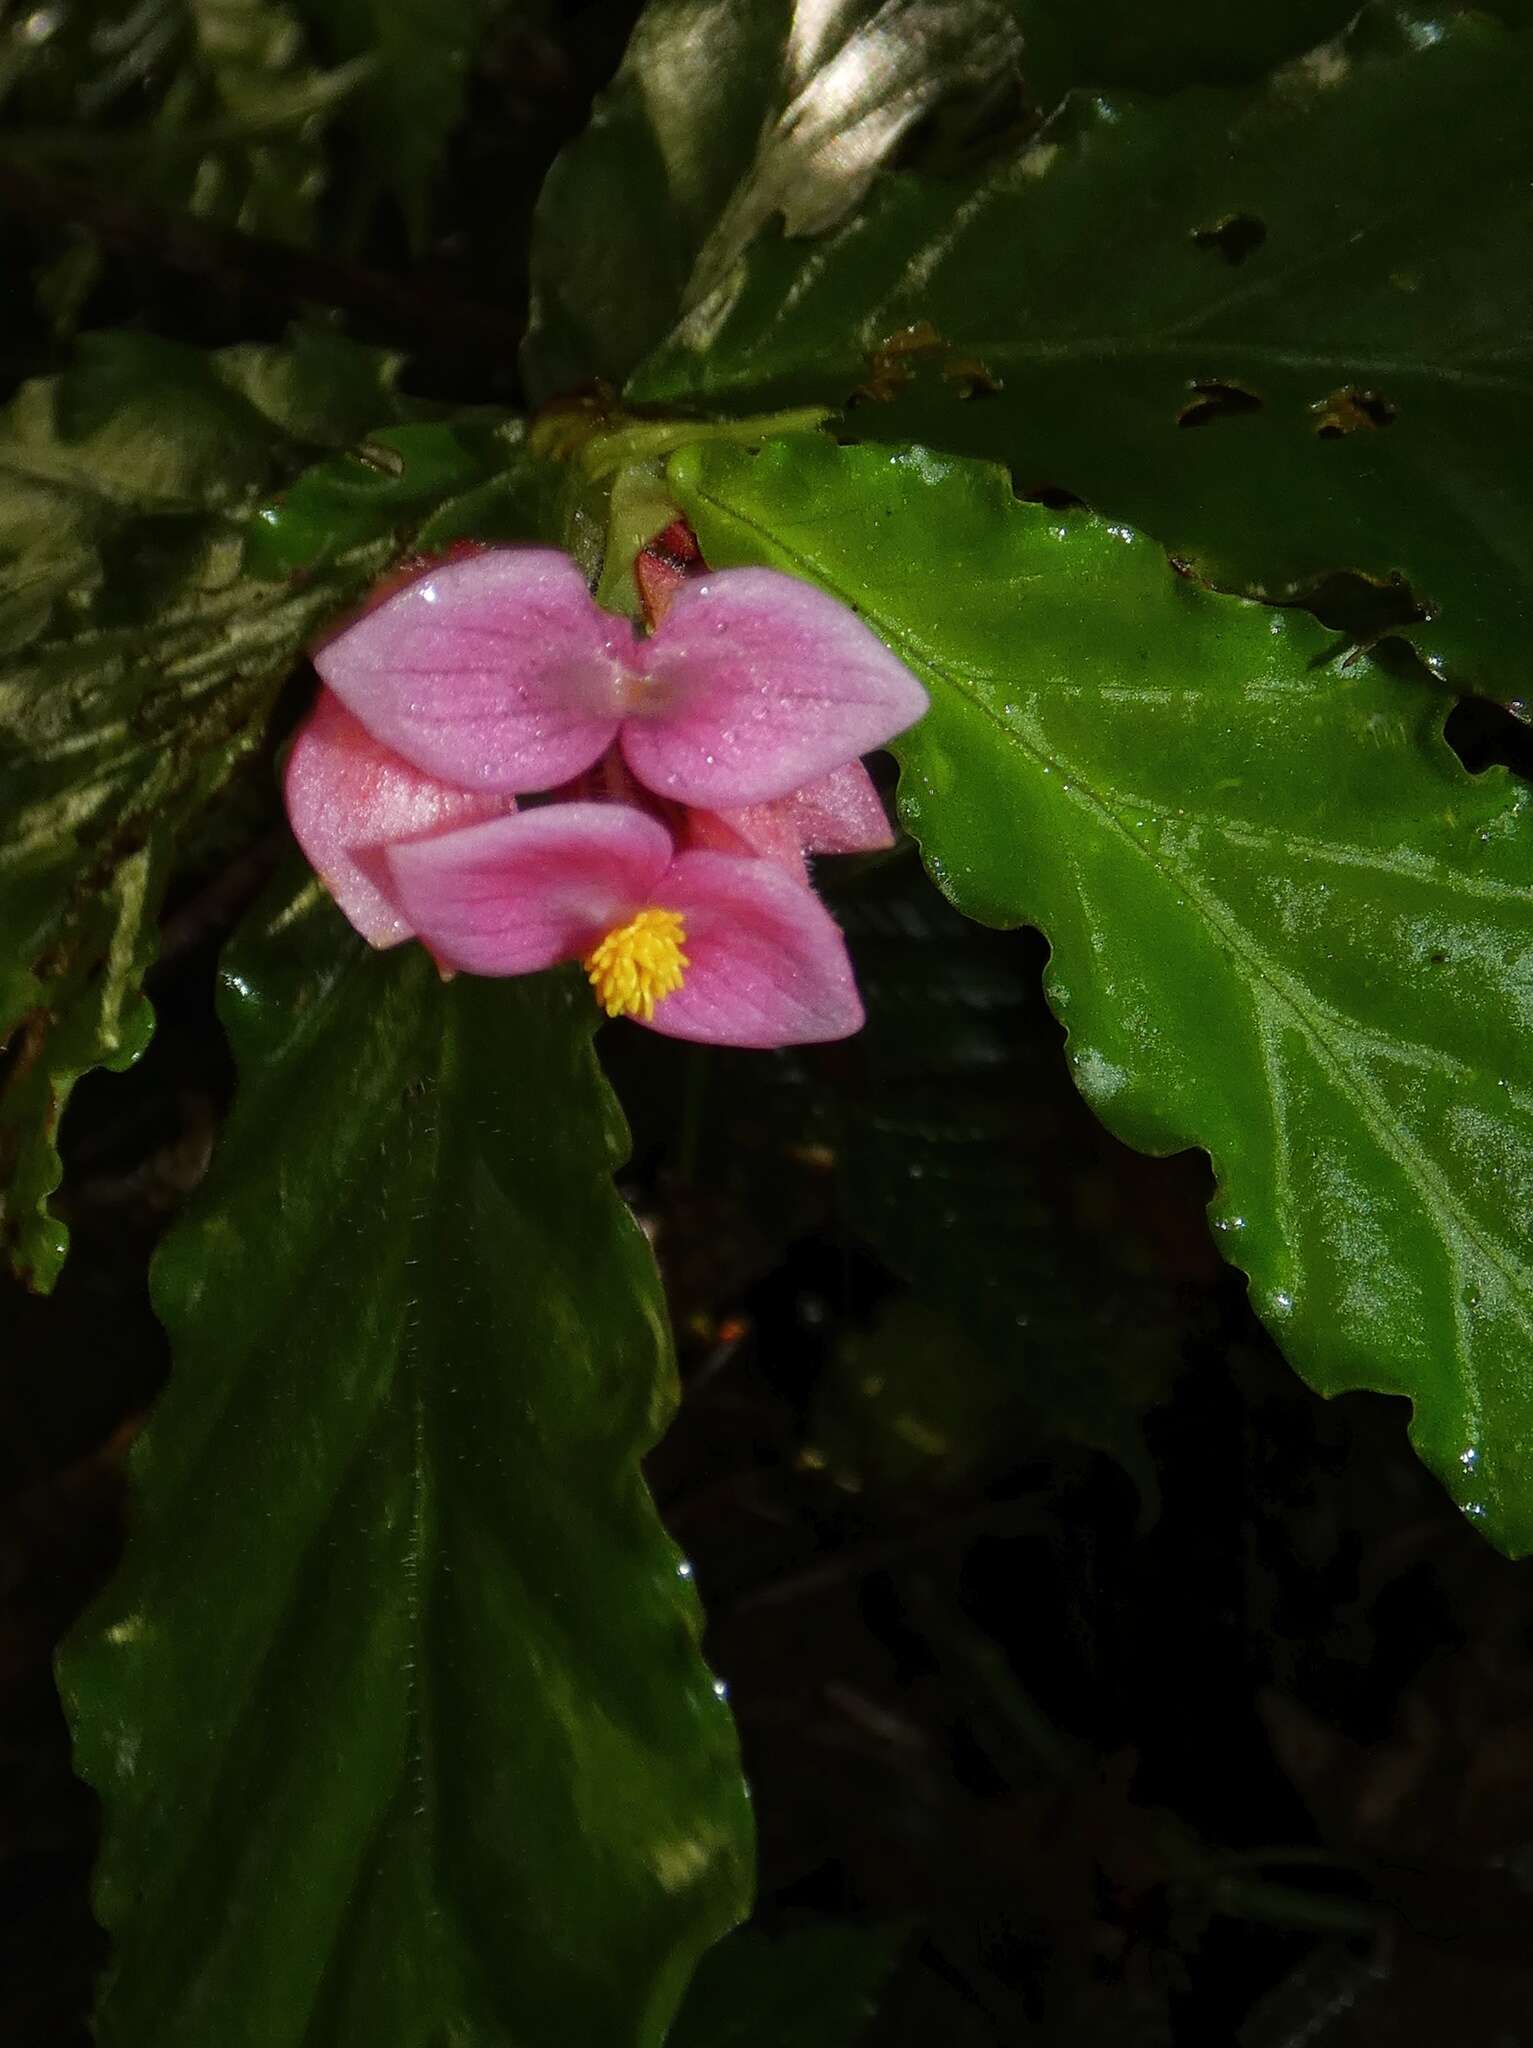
[638,8,1533,697]
[0,332,503,1291]
[59,872,752,2048]
[522,0,1025,401]
[242,415,523,576]
[674,432,1533,1553]
[668,1924,901,2047]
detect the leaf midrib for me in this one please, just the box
[105,982,454,2030]
[685,479,1533,1394]
[966,693,1533,1334]
[989,693,1528,1306]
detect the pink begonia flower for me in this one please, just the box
[310,547,927,808]
[288,543,927,1043]
[284,689,516,947]
[384,802,864,1046]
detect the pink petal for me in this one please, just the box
[683,801,808,878]
[621,568,928,807]
[782,761,895,855]
[693,760,894,876]
[645,851,864,1047]
[283,691,515,947]
[313,548,634,794]
[383,802,672,976]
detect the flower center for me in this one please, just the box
[584,907,689,1021]
[618,668,675,714]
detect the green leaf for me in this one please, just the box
[636,8,1533,698]
[59,872,752,2047]
[672,431,1533,1553]
[0,331,503,1291]
[522,0,1026,401]
[290,0,486,248]
[667,1925,901,2048]
[243,415,523,574]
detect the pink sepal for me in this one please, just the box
[383,802,671,976]
[311,550,925,815]
[642,851,864,1047]
[383,802,864,1046]
[283,691,515,947]
[690,761,894,876]
[622,568,928,807]
[312,549,633,794]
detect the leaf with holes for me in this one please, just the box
[522,0,1025,400]
[58,871,752,2048]
[1010,0,1420,101]
[0,331,517,1291]
[635,7,1533,698]
[673,432,1533,1553]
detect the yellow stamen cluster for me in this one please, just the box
[584,907,689,1021]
